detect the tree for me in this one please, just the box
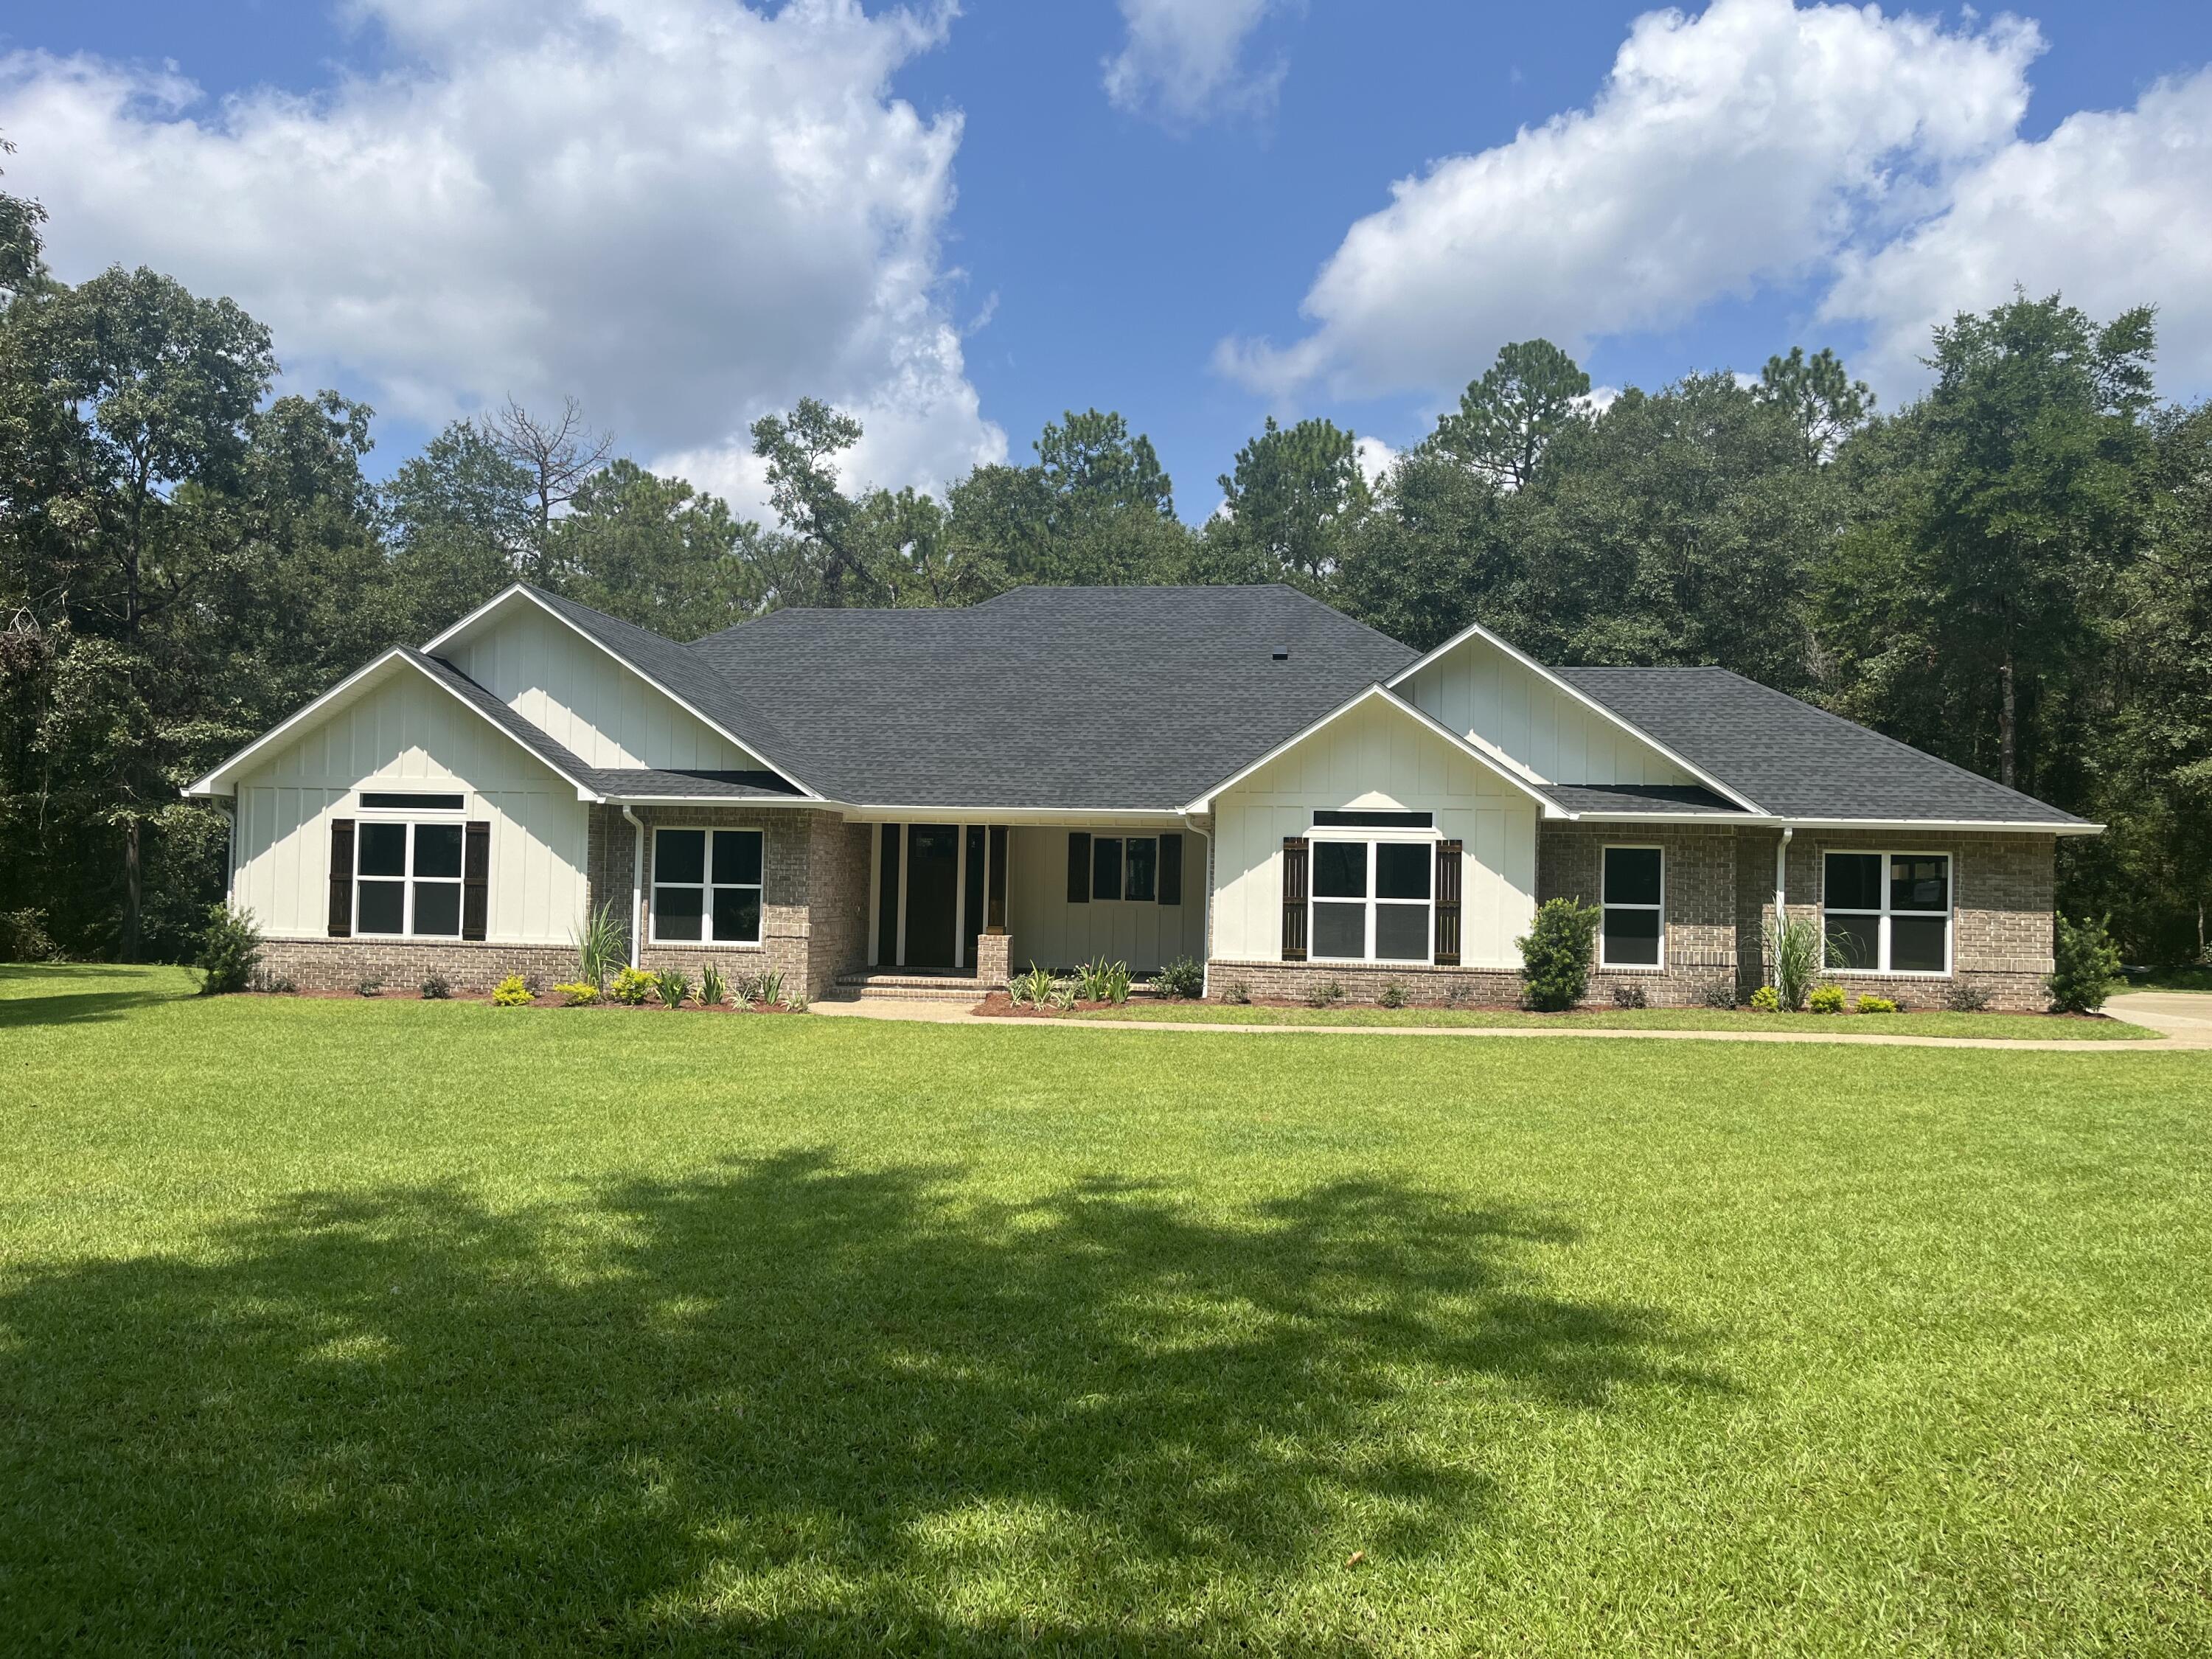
[1755,346,1873,462]
[481,396,611,585]
[1430,339,1591,487]
[1332,449,1513,650]
[750,397,888,606]
[557,459,776,638]
[383,419,534,639]
[1203,416,1370,589]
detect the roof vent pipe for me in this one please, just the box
[1271,647,1290,661]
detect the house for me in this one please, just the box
[185,582,2097,1009]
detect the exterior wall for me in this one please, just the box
[232,665,590,944]
[259,938,580,996]
[1210,694,1540,967]
[448,602,763,772]
[1537,822,1739,1006]
[1004,824,1206,973]
[1206,961,1524,1006]
[630,805,858,1000]
[1396,632,1697,786]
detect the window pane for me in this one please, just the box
[1825,915,1879,972]
[1314,841,1368,899]
[412,881,461,937]
[356,878,404,935]
[1376,842,1432,901]
[1125,836,1158,902]
[655,885,703,941]
[1825,852,1882,912]
[1891,915,1948,973]
[1375,903,1430,961]
[1603,906,1660,966]
[358,822,407,877]
[1092,836,1123,901]
[713,830,762,887]
[1312,901,1366,959]
[656,830,705,886]
[1891,855,1949,913]
[1604,846,1662,907]
[713,886,761,944]
[413,822,463,879]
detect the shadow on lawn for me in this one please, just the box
[0,963,189,1028]
[0,1152,1728,1652]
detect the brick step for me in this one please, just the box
[831,971,986,1004]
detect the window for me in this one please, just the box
[1310,836,1433,963]
[361,791,464,812]
[355,821,463,936]
[1823,851,1951,974]
[653,827,764,945]
[1600,846,1664,968]
[1080,833,1182,905]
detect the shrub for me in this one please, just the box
[248,968,298,995]
[1807,984,1847,1014]
[785,992,809,1013]
[492,975,535,1006]
[192,904,263,996]
[1700,980,1738,1010]
[751,969,785,1009]
[1943,980,1992,1012]
[572,900,625,991]
[1763,912,1823,1012]
[1610,981,1648,1009]
[552,981,601,1006]
[419,972,453,1001]
[698,963,730,1009]
[354,976,384,998]
[1445,981,1471,1008]
[1854,993,1898,1014]
[1008,964,1054,1008]
[1517,897,1599,1012]
[0,906,57,962]
[1748,984,1781,1012]
[1047,979,1077,1011]
[1225,980,1251,1005]
[2049,913,2121,1013]
[1304,978,1343,1009]
[609,965,657,1006]
[655,970,691,1009]
[1377,978,1408,1009]
[1153,956,1204,1000]
[1075,958,1132,1004]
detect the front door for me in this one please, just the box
[902,824,960,968]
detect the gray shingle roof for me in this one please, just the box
[577,768,804,800]
[1539,783,1742,816]
[1554,667,2089,825]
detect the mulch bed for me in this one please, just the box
[240,989,801,1012]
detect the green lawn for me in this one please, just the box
[4,964,2208,1655]
[1073,1001,2157,1039]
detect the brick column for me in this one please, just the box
[975,931,1012,989]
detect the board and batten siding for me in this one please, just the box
[230,666,589,942]
[1211,695,1538,967]
[1004,826,1207,973]
[1396,632,1694,786]
[448,602,761,772]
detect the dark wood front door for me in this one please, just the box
[902,824,960,967]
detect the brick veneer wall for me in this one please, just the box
[1538,823,1739,1006]
[1206,959,1523,1006]
[259,937,579,995]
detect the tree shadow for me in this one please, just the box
[0,987,184,1028]
[1,1151,1730,1651]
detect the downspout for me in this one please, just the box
[1181,812,1214,1001]
[1773,824,1793,922]
[622,807,645,970]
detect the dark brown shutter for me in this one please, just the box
[1067,832,1091,904]
[1433,838,1462,967]
[1281,836,1308,961]
[327,818,355,938]
[1158,832,1183,906]
[462,820,491,940]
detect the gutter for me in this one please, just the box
[622,807,645,970]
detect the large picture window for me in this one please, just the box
[653,827,764,945]
[1600,846,1663,968]
[1310,836,1433,963]
[355,821,463,937]
[1823,851,1950,974]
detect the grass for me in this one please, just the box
[4,963,2208,1655]
[1076,999,2159,1039]
[2119,964,2212,993]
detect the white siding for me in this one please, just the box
[231,665,589,942]
[1006,827,1207,973]
[449,602,762,772]
[1397,633,1695,786]
[1211,695,1538,967]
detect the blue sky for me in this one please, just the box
[7,0,2212,518]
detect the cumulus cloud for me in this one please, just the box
[0,0,1005,515]
[1104,0,1287,125]
[1217,0,2042,400]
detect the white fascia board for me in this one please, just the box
[421,583,825,802]
[837,805,1193,827]
[1385,619,1767,815]
[1560,810,2101,835]
[1179,683,1564,817]
[183,649,605,804]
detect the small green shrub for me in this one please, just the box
[2049,914,2121,1013]
[1304,978,1343,1009]
[1225,980,1251,1005]
[419,972,453,1001]
[1808,984,1847,1014]
[1009,964,1054,1008]
[0,906,57,962]
[751,970,785,1009]
[492,975,535,1006]
[1074,958,1132,1004]
[1153,956,1204,1000]
[192,904,263,996]
[785,992,808,1013]
[698,963,730,1008]
[1445,981,1471,1008]
[353,976,384,998]
[1377,978,1408,1009]
[1764,911,1823,1012]
[1854,993,1898,1014]
[609,966,657,1006]
[1748,984,1781,1012]
[655,970,691,1009]
[1046,979,1077,1012]
[572,900,625,991]
[1943,980,1992,1012]
[553,981,601,1006]
[248,968,298,995]
[1517,897,1599,1012]
[1610,981,1648,1009]
[1700,980,1738,1010]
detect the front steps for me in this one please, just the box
[830,970,988,1004]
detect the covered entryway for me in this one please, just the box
[868,823,1010,972]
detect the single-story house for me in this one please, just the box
[185,582,2097,1009]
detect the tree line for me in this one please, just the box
[2,156,2207,965]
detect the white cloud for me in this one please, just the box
[1352,434,1394,487]
[1217,0,2041,400]
[1823,65,2212,395]
[0,0,1005,518]
[1104,0,1287,126]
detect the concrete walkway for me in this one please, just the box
[813,990,2212,1051]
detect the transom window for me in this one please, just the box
[1310,837,1433,963]
[653,828,764,945]
[355,821,463,937]
[1823,851,1951,974]
[1600,846,1664,968]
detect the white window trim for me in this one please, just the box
[1821,848,1955,977]
[649,826,766,949]
[354,819,465,939]
[1599,844,1666,972]
[1307,830,1437,967]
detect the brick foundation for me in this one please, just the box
[1206,959,1523,1006]
[975,931,1013,989]
[259,937,578,995]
